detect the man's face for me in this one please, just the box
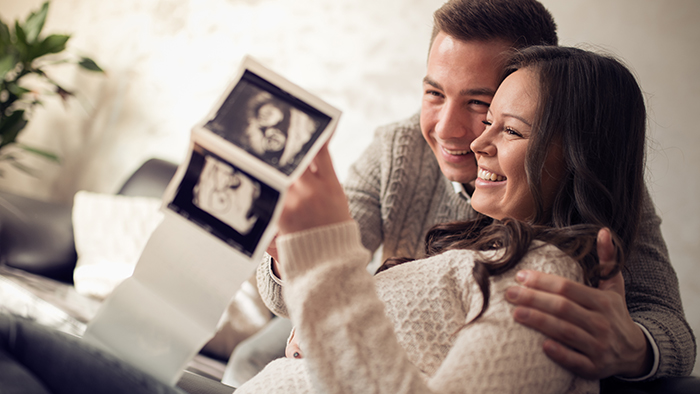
[420,32,510,184]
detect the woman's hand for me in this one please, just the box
[278,143,352,235]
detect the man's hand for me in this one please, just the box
[505,228,653,379]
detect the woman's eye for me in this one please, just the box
[505,127,523,137]
[482,120,492,126]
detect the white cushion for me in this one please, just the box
[72,191,163,299]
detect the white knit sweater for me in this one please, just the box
[257,114,695,379]
[239,221,598,394]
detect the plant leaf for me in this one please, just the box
[55,84,74,101]
[23,2,49,43]
[0,54,15,80]
[9,159,39,177]
[16,143,60,162]
[14,21,27,45]
[0,110,27,150]
[78,56,103,72]
[6,82,31,98]
[14,22,29,62]
[31,34,70,60]
[0,20,11,53]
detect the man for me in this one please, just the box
[248,0,695,385]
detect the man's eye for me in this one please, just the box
[467,100,490,114]
[425,89,443,97]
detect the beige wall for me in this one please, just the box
[1,0,698,376]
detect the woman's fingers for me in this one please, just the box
[278,143,352,234]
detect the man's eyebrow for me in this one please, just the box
[423,76,495,97]
[423,76,442,90]
[462,87,496,97]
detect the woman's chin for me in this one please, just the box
[471,198,496,219]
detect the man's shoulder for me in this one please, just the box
[373,112,422,140]
[370,112,431,160]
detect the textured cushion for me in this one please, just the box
[71,191,163,299]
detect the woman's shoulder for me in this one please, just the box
[427,241,585,284]
[374,249,480,292]
[519,240,585,283]
[375,241,584,289]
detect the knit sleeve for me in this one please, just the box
[255,120,396,316]
[625,186,696,378]
[276,223,597,394]
[343,122,390,255]
[255,252,289,317]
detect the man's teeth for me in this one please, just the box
[444,147,471,155]
[478,168,506,182]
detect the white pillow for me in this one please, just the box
[72,191,163,299]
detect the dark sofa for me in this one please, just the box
[0,158,234,393]
[0,158,178,283]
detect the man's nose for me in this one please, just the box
[435,103,472,141]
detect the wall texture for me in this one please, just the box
[1,0,698,376]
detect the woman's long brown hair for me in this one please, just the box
[379,46,647,323]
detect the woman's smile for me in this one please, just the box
[477,167,506,182]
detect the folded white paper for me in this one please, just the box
[83,55,341,385]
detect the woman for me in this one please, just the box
[236,46,646,393]
[0,46,645,393]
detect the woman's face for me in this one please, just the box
[470,68,563,221]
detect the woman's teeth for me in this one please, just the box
[478,168,506,182]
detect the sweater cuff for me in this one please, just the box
[277,220,368,280]
[616,323,660,381]
[266,253,284,286]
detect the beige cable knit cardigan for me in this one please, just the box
[256,114,696,380]
[242,221,598,393]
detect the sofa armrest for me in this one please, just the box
[118,158,178,198]
[601,376,700,394]
[0,158,178,283]
[0,191,76,283]
[177,371,235,394]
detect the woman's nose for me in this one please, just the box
[470,127,496,156]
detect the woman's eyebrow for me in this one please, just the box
[503,112,532,127]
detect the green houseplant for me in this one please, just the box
[0,1,103,174]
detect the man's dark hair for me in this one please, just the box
[431,0,558,49]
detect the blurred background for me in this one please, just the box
[0,0,698,375]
